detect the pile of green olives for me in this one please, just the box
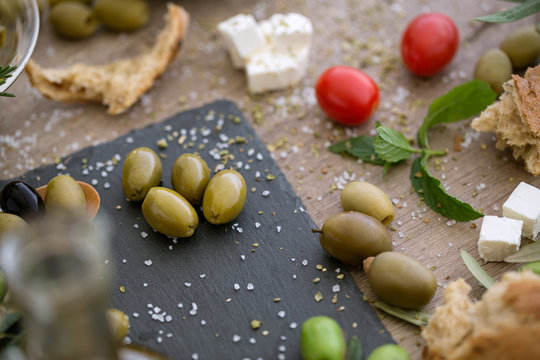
[46,0,149,40]
[315,181,436,309]
[474,25,540,94]
[123,147,247,238]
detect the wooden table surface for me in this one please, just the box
[2,0,540,358]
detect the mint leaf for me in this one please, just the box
[476,0,540,23]
[374,123,419,163]
[346,336,363,360]
[461,250,496,288]
[410,155,483,221]
[417,80,497,148]
[328,135,385,165]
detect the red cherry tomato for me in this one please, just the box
[315,66,379,126]
[401,13,459,77]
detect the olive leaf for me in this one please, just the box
[410,155,484,222]
[460,250,496,288]
[328,135,385,165]
[475,0,540,23]
[346,336,363,360]
[373,123,419,163]
[374,301,431,327]
[504,241,540,262]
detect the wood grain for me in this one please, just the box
[2,0,540,358]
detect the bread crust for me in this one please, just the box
[422,271,540,360]
[25,3,189,115]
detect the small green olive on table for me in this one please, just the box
[500,25,540,69]
[45,175,86,214]
[313,211,392,266]
[202,169,246,225]
[0,213,28,238]
[340,181,395,226]
[474,48,512,95]
[367,344,410,360]
[300,316,346,360]
[171,153,211,205]
[142,187,198,238]
[122,147,163,202]
[522,261,540,276]
[107,308,130,344]
[368,252,436,309]
[94,0,149,32]
[49,2,99,39]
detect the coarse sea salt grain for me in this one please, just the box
[278,311,286,318]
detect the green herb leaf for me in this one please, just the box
[460,250,496,288]
[475,0,540,23]
[417,80,497,148]
[374,301,431,327]
[0,65,17,97]
[374,123,419,163]
[346,336,363,360]
[504,242,540,263]
[410,156,483,221]
[328,135,385,165]
[521,261,540,276]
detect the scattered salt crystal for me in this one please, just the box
[144,260,152,266]
[233,335,241,343]
[247,283,254,291]
[289,322,297,329]
[278,311,286,318]
[332,285,340,293]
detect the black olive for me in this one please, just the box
[0,181,45,221]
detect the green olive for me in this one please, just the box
[0,213,28,238]
[0,25,5,48]
[317,211,392,266]
[500,25,540,69]
[0,269,6,303]
[48,0,92,7]
[367,344,410,360]
[45,175,86,214]
[474,48,513,95]
[107,308,129,344]
[94,0,149,32]
[48,2,99,39]
[142,187,198,238]
[521,261,540,276]
[202,169,246,225]
[368,252,436,309]
[300,316,346,360]
[122,147,162,202]
[171,154,211,205]
[340,181,395,226]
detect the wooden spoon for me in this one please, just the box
[36,181,100,219]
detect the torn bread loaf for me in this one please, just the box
[422,271,540,360]
[471,65,540,175]
[26,3,189,115]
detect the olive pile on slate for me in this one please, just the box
[474,25,540,94]
[123,147,247,238]
[315,181,436,309]
[47,0,149,40]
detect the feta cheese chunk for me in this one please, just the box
[478,216,522,262]
[503,182,540,239]
[267,13,313,51]
[246,49,308,94]
[217,14,266,69]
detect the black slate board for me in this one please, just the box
[1,100,394,359]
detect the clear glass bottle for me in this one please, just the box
[1,215,118,360]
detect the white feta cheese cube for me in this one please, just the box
[268,13,313,51]
[217,14,266,69]
[246,50,306,94]
[477,216,522,262]
[502,182,540,239]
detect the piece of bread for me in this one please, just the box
[25,3,189,115]
[471,65,540,175]
[421,271,540,360]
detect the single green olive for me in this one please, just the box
[0,213,28,238]
[367,344,410,360]
[0,25,5,48]
[521,261,540,276]
[48,0,92,7]
[107,308,130,344]
[0,269,6,304]
[94,0,149,32]
[340,181,395,226]
[48,2,99,39]
[316,211,392,266]
[202,169,246,225]
[122,147,162,202]
[142,187,198,238]
[500,25,540,69]
[474,48,513,95]
[45,175,86,214]
[171,154,211,205]
[368,252,436,309]
[300,316,346,360]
